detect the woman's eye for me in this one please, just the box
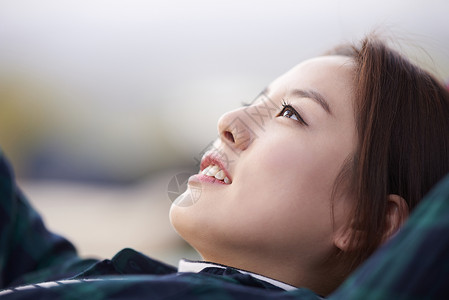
[281,108,300,121]
[277,103,308,126]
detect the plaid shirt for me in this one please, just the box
[0,149,448,299]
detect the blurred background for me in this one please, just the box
[1,0,448,265]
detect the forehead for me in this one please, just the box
[274,55,354,86]
[269,56,355,113]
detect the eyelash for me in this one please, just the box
[278,100,308,126]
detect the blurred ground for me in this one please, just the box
[18,171,201,265]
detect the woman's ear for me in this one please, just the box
[382,194,409,242]
[333,195,409,251]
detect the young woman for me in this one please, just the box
[1,34,449,299]
[170,35,449,296]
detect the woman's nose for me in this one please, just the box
[217,107,254,152]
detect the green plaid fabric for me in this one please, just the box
[0,150,98,288]
[0,149,448,299]
[329,172,449,300]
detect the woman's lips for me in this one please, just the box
[189,174,228,185]
[199,151,233,184]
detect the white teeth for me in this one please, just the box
[206,165,220,176]
[214,170,225,180]
[201,165,211,175]
[201,164,232,184]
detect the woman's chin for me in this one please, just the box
[172,188,199,207]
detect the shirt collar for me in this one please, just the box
[177,259,298,291]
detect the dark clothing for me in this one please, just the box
[0,150,448,299]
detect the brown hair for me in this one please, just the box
[332,35,449,272]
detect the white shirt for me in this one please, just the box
[178,259,298,291]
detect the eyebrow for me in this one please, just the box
[289,89,332,115]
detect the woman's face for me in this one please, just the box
[170,56,356,276]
